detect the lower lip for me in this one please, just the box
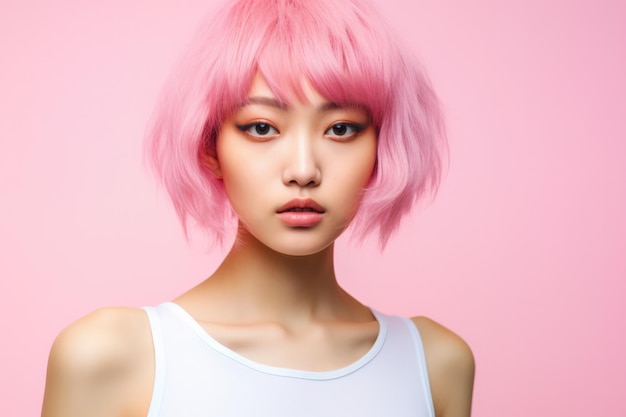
[277,212,324,227]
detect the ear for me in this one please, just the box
[200,153,222,178]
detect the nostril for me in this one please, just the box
[288,178,320,187]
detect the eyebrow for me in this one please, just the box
[244,96,344,113]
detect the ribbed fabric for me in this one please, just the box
[143,302,434,417]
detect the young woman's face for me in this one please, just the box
[214,75,377,256]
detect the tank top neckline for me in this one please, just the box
[160,301,388,380]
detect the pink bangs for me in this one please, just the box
[254,1,394,124]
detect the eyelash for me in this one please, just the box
[236,122,278,138]
[235,122,367,140]
[325,123,366,139]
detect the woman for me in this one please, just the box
[42,0,474,416]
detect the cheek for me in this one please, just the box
[219,163,256,210]
[328,139,377,205]
[217,149,274,225]
[216,141,248,209]
[361,145,378,184]
[345,139,377,187]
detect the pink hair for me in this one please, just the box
[145,0,446,248]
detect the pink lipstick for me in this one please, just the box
[276,198,325,227]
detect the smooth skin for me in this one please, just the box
[42,77,474,417]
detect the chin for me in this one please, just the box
[237,221,344,257]
[268,240,334,258]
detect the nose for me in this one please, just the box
[282,133,321,187]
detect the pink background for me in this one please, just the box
[1,0,625,415]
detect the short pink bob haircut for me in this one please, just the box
[146,0,446,248]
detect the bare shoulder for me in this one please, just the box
[49,307,151,369]
[412,316,475,417]
[42,307,154,417]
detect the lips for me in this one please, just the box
[276,198,325,227]
[276,198,325,214]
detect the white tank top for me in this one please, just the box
[143,302,434,417]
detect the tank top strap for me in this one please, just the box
[142,305,168,417]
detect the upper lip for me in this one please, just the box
[277,198,325,213]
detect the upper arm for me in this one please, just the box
[41,307,154,417]
[412,317,475,417]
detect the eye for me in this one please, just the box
[236,122,279,138]
[324,123,366,140]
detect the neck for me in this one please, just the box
[201,228,355,325]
